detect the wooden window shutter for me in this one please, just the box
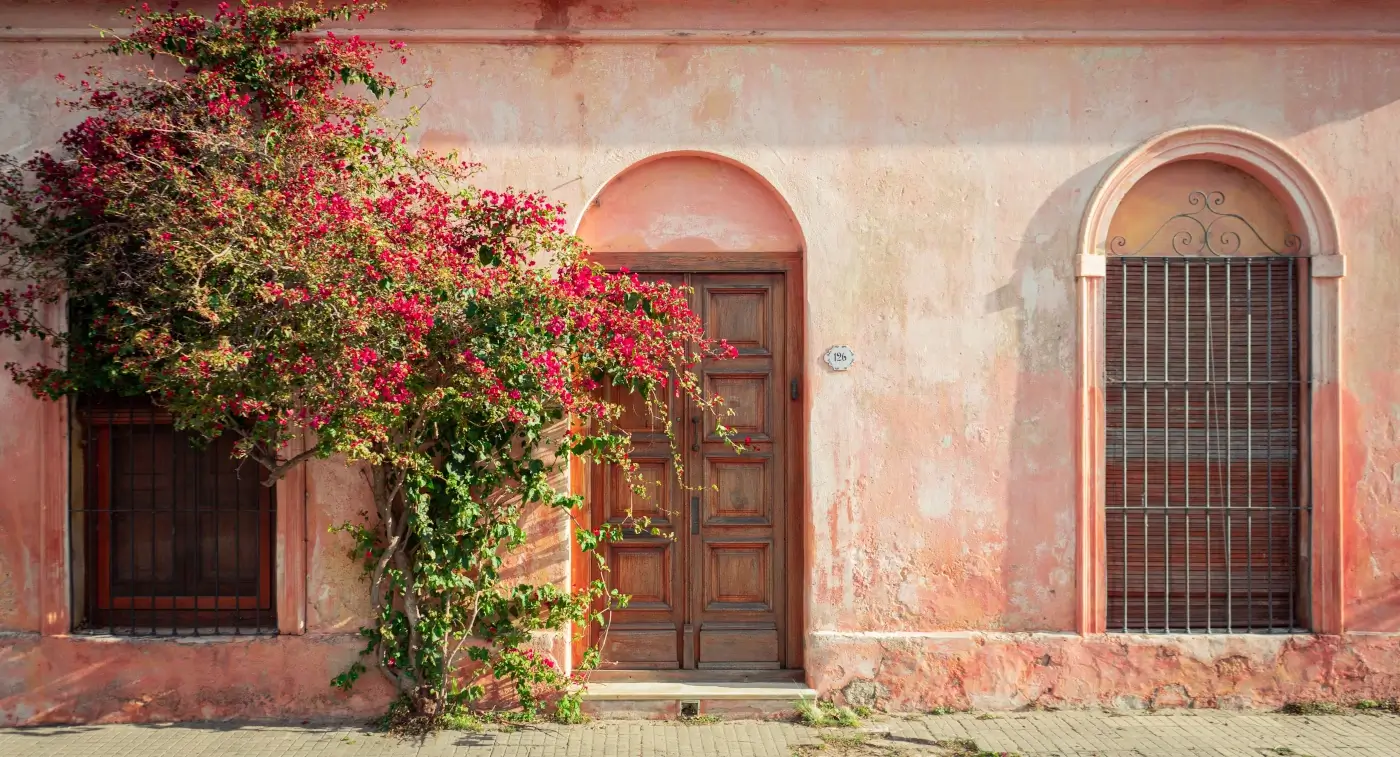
[75,394,276,635]
[1104,257,1308,632]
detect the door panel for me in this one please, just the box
[706,374,771,438]
[699,627,780,664]
[705,541,772,608]
[607,460,672,523]
[592,274,685,670]
[590,271,790,670]
[706,459,771,524]
[691,274,786,669]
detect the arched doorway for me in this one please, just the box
[574,153,806,677]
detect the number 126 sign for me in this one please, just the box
[823,345,855,371]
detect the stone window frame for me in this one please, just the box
[37,385,308,636]
[1074,125,1346,635]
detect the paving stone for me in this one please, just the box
[4,711,1400,756]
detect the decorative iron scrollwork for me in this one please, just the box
[1109,190,1303,257]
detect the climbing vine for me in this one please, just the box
[0,0,733,727]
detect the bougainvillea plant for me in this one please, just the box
[0,1,734,726]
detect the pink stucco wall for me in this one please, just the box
[5,0,1400,723]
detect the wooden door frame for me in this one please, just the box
[570,249,807,674]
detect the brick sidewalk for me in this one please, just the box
[3,710,1400,756]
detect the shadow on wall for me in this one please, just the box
[983,158,1118,631]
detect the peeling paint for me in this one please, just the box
[809,632,1400,711]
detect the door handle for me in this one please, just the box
[691,415,700,451]
[691,496,700,534]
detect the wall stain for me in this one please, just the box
[535,0,576,30]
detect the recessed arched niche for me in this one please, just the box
[1074,125,1345,637]
[576,154,802,253]
[570,152,807,673]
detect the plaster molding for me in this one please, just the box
[1073,271,1107,634]
[1312,254,1347,278]
[37,398,69,635]
[1078,125,1340,260]
[37,396,309,635]
[38,304,69,637]
[1075,253,1106,279]
[41,633,294,645]
[571,148,807,254]
[1074,124,1345,636]
[6,27,1400,46]
[275,432,309,635]
[807,629,1343,644]
[809,630,1081,641]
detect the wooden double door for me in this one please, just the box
[589,269,800,671]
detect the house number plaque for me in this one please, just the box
[823,345,855,371]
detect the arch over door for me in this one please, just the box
[574,153,806,673]
[576,154,803,255]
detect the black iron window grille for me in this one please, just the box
[72,395,276,635]
[1104,191,1310,634]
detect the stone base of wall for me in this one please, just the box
[806,631,1400,711]
[0,633,395,726]
[0,629,574,726]
[10,630,1400,724]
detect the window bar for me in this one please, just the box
[1245,259,1254,631]
[106,409,114,634]
[178,426,188,634]
[75,404,82,632]
[1121,257,1129,633]
[169,423,178,636]
[1204,262,1213,633]
[255,460,262,633]
[1266,260,1275,631]
[1184,263,1191,631]
[214,432,222,635]
[86,403,97,632]
[1287,261,1298,628]
[193,431,201,636]
[234,436,242,636]
[71,402,78,631]
[76,403,83,631]
[1224,260,1234,632]
[149,411,159,636]
[1142,259,1149,632]
[127,412,136,635]
[1163,259,1171,632]
[95,406,106,633]
[96,406,105,632]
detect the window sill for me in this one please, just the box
[1095,630,1320,639]
[62,630,280,644]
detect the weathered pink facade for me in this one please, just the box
[5,0,1400,724]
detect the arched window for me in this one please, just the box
[1103,161,1306,633]
[1075,126,1344,636]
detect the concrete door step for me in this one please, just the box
[584,681,816,700]
[581,681,817,720]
